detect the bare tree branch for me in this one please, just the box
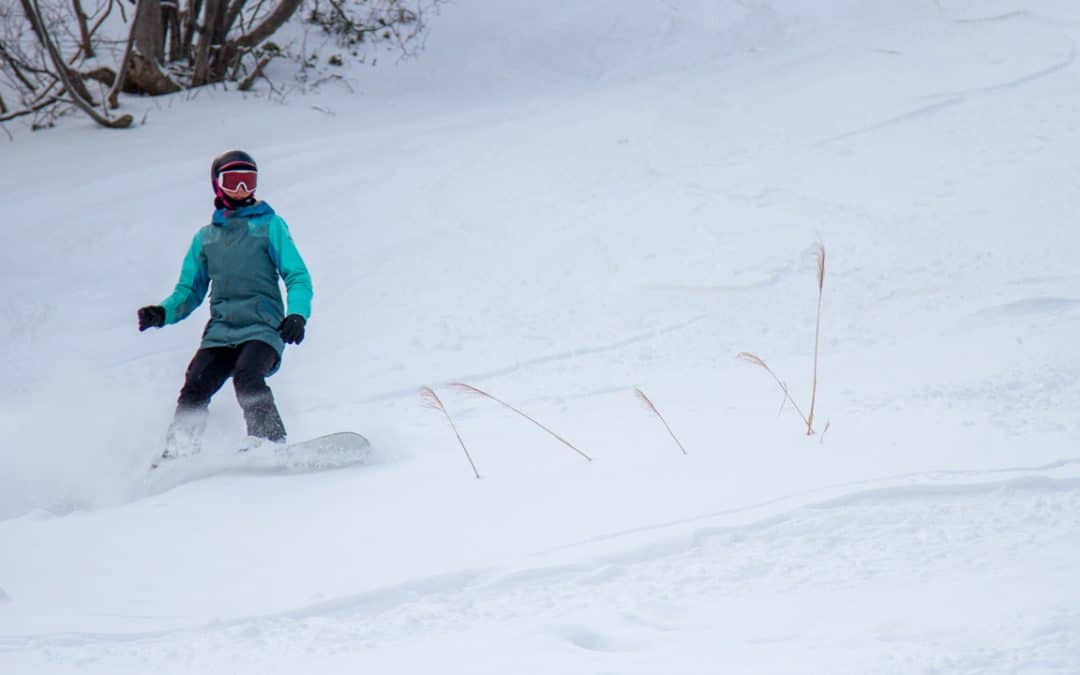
[88,0,116,37]
[229,0,299,49]
[0,93,62,122]
[81,65,115,85]
[222,0,247,35]
[17,0,100,103]
[236,50,271,90]
[72,0,95,58]
[107,0,140,106]
[22,0,132,127]
[0,42,45,92]
[239,0,268,33]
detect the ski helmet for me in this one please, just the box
[211,149,258,199]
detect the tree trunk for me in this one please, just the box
[133,0,165,64]
[207,0,230,80]
[191,0,224,85]
[165,1,183,61]
[125,51,181,94]
[121,0,181,95]
[181,0,204,60]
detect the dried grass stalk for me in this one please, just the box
[634,387,687,455]
[807,243,826,436]
[737,243,828,436]
[450,382,592,462]
[736,352,810,428]
[421,386,481,479]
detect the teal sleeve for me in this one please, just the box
[268,216,313,319]
[160,232,210,325]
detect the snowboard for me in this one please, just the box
[148,432,372,477]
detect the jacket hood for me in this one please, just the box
[212,200,275,225]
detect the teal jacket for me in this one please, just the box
[160,202,312,358]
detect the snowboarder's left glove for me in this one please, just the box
[138,305,166,331]
[279,314,306,344]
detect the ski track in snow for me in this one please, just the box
[338,314,707,407]
[816,40,1077,146]
[951,11,1033,25]
[553,455,1080,551]
[3,472,1079,673]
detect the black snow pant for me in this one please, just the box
[176,340,286,441]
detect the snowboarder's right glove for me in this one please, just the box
[279,314,306,344]
[138,305,166,331]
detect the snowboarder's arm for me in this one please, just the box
[160,232,210,325]
[268,216,313,319]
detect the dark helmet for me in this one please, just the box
[211,149,257,197]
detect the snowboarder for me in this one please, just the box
[137,150,313,462]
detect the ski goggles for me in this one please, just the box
[217,169,257,193]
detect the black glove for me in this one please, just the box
[138,305,166,331]
[279,314,306,344]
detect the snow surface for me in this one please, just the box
[3,0,1080,672]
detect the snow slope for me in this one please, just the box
[3,0,1080,672]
